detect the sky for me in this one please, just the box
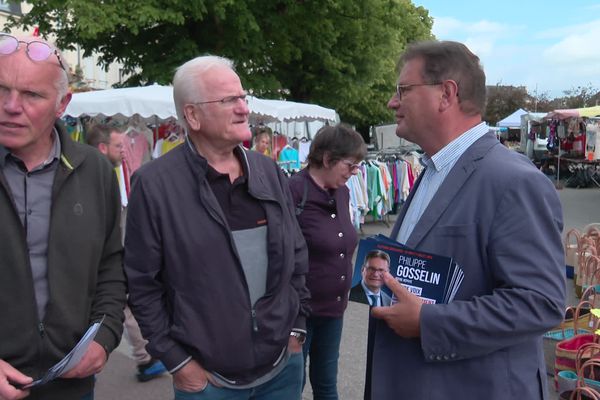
[412,0,600,99]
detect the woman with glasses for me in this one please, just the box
[288,124,366,400]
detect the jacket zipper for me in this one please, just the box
[251,309,258,332]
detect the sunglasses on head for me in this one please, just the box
[0,33,66,71]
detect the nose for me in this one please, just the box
[236,98,250,115]
[387,93,400,110]
[2,91,23,114]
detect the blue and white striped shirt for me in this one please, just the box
[396,122,489,244]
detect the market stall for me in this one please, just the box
[542,106,600,188]
[64,84,338,134]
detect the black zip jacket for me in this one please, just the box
[0,122,126,399]
[124,140,310,385]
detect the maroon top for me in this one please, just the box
[289,168,358,317]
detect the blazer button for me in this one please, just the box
[339,253,345,259]
[338,232,343,238]
[331,213,336,218]
[340,275,346,281]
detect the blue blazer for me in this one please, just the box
[349,282,392,307]
[371,132,566,400]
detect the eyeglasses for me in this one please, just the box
[340,159,361,171]
[0,33,66,71]
[191,94,248,106]
[395,82,441,99]
[366,266,388,275]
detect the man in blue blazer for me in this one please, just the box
[370,40,565,400]
[349,250,393,307]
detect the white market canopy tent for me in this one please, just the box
[64,84,338,128]
[247,96,338,123]
[65,84,176,120]
[497,108,527,128]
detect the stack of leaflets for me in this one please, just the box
[352,235,464,305]
[22,316,105,389]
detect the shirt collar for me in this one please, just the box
[185,134,249,181]
[361,279,381,298]
[0,144,8,168]
[0,127,61,169]
[427,122,488,172]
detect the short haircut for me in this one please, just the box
[86,124,118,149]
[53,47,70,102]
[398,40,486,116]
[172,55,235,131]
[363,250,391,268]
[306,123,367,168]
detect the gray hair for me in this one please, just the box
[172,55,235,131]
[54,47,70,103]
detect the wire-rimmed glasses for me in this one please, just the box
[395,82,441,99]
[190,94,248,106]
[0,33,66,71]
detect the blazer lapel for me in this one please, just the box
[405,132,499,249]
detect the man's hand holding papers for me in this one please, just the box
[371,272,423,338]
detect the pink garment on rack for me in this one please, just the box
[407,163,415,189]
[123,131,151,174]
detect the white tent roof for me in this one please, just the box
[64,84,338,125]
[497,108,527,128]
[248,97,338,123]
[65,84,176,120]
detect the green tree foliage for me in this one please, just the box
[483,84,530,125]
[8,0,433,133]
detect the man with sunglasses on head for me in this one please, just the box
[0,34,126,400]
[124,55,310,400]
[368,40,566,400]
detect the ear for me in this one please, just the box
[184,104,202,131]
[439,79,459,111]
[55,91,72,118]
[97,142,108,155]
[322,151,332,168]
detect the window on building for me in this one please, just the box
[0,1,22,15]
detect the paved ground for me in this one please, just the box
[94,187,600,399]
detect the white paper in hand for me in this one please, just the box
[23,316,105,388]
